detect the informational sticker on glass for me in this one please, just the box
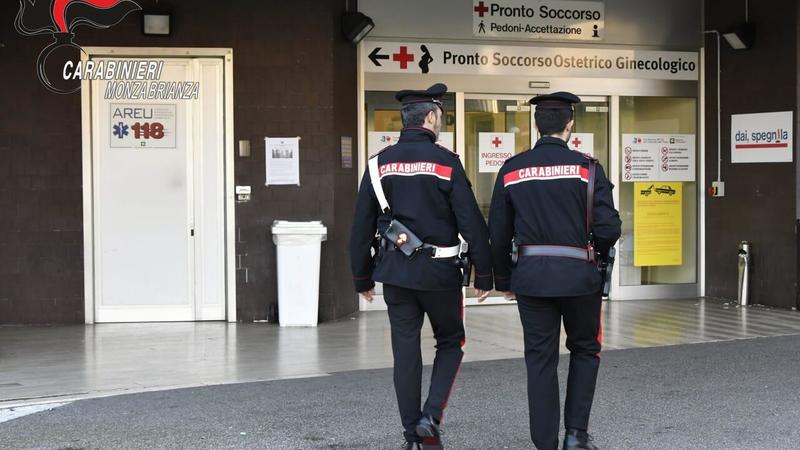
[110,103,176,148]
[340,136,353,169]
[472,0,604,41]
[621,134,695,182]
[265,137,300,186]
[478,132,515,172]
[567,133,593,156]
[364,41,699,81]
[367,132,454,157]
[506,105,531,112]
[731,111,793,163]
[634,182,683,267]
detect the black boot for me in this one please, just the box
[415,414,441,438]
[563,428,598,450]
[415,415,443,449]
[402,441,422,450]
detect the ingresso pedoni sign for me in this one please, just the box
[472,0,604,41]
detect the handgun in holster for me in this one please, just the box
[454,238,471,286]
[597,247,616,297]
[370,234,382,265]
[510,239,519,266]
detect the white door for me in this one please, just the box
[91,57,226,322]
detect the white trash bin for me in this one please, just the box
[271,221,327,327]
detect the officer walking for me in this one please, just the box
[349,83,493,450]
[488,92,621,450]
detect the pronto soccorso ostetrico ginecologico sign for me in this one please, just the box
[364,42,698,81]
[472,0,604,41]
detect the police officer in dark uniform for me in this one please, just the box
[488,92,621,450]
[350,83,493,450]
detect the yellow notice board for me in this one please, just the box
[634,182,683,267]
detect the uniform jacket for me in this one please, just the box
[489,136,621,297]
[349,127,493,292]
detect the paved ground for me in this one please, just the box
[2,334,799,449]
[4,299,799,408]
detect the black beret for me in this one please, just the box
[395,83,448,106]
[529,91,581,110]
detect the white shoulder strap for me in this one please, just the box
[368,156,390,213]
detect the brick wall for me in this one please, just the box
[704,0,798,308]
[0,0,359,324]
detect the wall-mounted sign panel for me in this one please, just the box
[634,182,683,267]
[731,111,793,163]
[110,103,176,149]
[472,0,605,41]
[364,41,698,80]
[479,132,515,172]
[621,134,695,182]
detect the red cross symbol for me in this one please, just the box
[474,1,489,17]
[392,46,415,70]
[492,136,503,148]
[571,136,582,148]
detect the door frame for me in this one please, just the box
[80,47,237,323]
[359,84,702,308]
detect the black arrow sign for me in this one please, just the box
[369,47,390,66]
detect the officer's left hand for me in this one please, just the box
[359,289,376,303]
[475,289,491,302]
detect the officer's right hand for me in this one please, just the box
[359,289,376,303]
[475,289,491,302]
[502,291,516,301]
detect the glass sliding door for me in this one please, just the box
[464,96,532,215]
[572,98,610,169]
[613,96,699,299]
[462,95,610,300]
[365,91,456,156]
[462,96,531,299]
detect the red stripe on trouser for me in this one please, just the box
[596,307,603,357]
[440,292,465,421]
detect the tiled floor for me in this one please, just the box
[1,298,798,408]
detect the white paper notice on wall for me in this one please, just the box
[731,111,793,163]
[265,137,300,186]
[110,103,177,149]
[621,134,695,182]
[567,133,594,157]
[479,132,515,173]
[367,132,455,157]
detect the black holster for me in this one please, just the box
[597,247,616,296]
[454,254,472,287]
[382,219,423,257]
[510,240,519,266]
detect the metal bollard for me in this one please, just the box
[737,241,750,306]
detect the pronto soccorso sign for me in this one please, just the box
[472,0,605,41]
[364,41,698,81]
